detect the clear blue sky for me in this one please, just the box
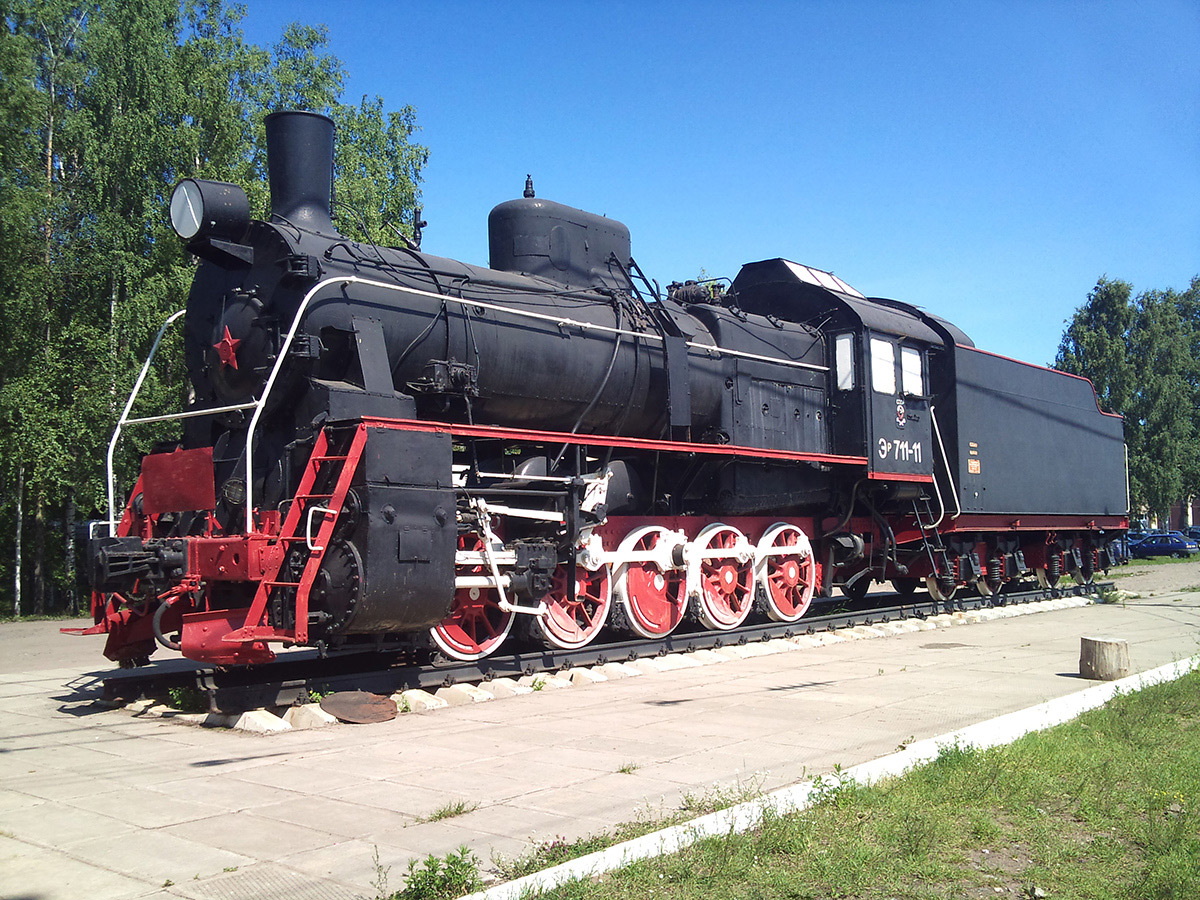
[240,0,1198,367]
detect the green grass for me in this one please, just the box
[491,667,1200,899]
[0,610,82,623]
[1111,554,1200,576]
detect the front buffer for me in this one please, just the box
[85,423,456,666]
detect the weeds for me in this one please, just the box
[414,800,478,823]
[679,772,765,815]
[395,847,482,900]
[166,686,207,713]
[616,762,639,774]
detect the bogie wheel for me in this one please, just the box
[1035,550,1063,590]
[691,523,756,630]
[840,575,871,603]
[431,534,515,661]
[891,577,920,597]
[613,526,687,639]
[531,562,612,650]
[755,523,816,622]
[1067,547,1095,585]
[925,575,958,605]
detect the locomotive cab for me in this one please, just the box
[731,259,943,487]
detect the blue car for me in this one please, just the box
[1129,532,1199,559]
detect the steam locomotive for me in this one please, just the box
[78,110,1129,667]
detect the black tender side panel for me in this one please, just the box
[948,348,1126,516]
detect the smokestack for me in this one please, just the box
[264,110,335,234]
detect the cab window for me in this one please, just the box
[870,337,895,394]
[834,333,855,390]
[901,346,924,396]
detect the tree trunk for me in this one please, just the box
[65,489,76,615]
[14,466,23,618]
[1080,636,1131,681]
[33,491,46,615]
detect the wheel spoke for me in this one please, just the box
[692,524,754,630]
[432,534,515,661]
[755,524,815,622]
[534,561,612,649]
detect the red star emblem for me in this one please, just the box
[213,325,241,370]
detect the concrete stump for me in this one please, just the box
[1080,636,1130,680]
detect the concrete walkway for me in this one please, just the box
[2,592,1198,900]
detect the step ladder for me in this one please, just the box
[222,423,368,647]
[913,496,957,601]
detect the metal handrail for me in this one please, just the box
[106,311,260,534]
[107,310,184,535]
[929,405,962,523]
[116,272,834,537]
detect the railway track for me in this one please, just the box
[101,581,1111,714]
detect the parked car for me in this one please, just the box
[1128,532,1199,559]
[1184,526,1200,541]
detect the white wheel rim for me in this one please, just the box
[613,526,687,639]
[690,523,755,631]
[753,523,814,623]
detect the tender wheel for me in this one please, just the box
[431,534,515,661]
[892,577,920,597]
[925,575,957,604]
[613,526,687,638]
[1035,546,1064,589]
[1067,546,1095,585]
[840,572,871,602]
[755,523,816,622]
[974,576,994,598]
[531,562,612,650]
[691,524,755,630]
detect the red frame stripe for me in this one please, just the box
[362,417,871,467]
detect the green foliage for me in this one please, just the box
[167,685,207,713]
[1056,274,1200,522]
[395,847,482,900]
[0,1,427,612]
[414,800,478,823]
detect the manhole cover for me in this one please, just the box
[319,690,398,724]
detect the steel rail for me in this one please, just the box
[101,581,1110,714]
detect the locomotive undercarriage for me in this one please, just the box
[77,110,1129,668]
[85,415,1125,668]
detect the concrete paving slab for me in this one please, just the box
[275,838,417,891]
[162,810,340,860]
[66,828,255,884]
[67,788,227,829]
[163,861,361,900]
[0,798,137,847]
[0,834,155,900]
[148,776,303,812]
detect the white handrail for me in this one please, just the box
[242,276,358,531]
[929,405,962,522]
[106,310,257,535]
[116,272,834,537]
[108,310,185,535]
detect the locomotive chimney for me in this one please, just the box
[264,110,335,234]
